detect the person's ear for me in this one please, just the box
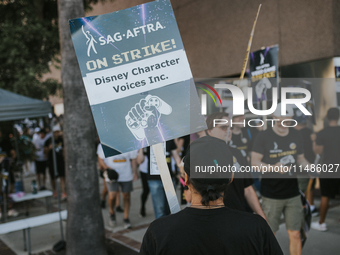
[185,173,190,186]
[229,172,234,184]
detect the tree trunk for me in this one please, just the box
[57,1,108,254]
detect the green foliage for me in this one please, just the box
[0,0,61,99]
[84,0,112,12]
[0,0,113,100]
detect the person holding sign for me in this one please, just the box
[140,136,283,255]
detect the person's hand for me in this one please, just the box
[311,133,316,142]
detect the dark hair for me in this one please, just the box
[39,128,47,134]
[187,176,228,206]
[327,108,340,121]
[206,112,229,130]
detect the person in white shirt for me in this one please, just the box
[32,128,50,190]
[97,144,138,229]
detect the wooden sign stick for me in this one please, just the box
[239,4,262,81]
[152,143,180,214]
[226,4,262,140]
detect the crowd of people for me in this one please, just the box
[96,106,340,255]
[1,106,339,254]
[0,122,66,220]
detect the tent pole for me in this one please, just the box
[50,118,65,241]
[13,125,24,192]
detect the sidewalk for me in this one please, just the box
[1,173,340,254]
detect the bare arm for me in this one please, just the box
[136,149,145,165]
[244,185,266,220]
[131,158,139,180]
[171,149,182,169]
[175,138,184,153]
[311,134,323,156]
[297,153,319,178]
[297,154,311,169]
[98,156,108,171]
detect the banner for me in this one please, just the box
[70,0,206,156]
[249,45,279,104]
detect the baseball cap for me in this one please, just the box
[53,125,61,132]
[183,136,233,184]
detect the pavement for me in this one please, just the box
[1,170,340,254]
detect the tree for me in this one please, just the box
[0,0,105,99]
[57,0,107,254]
[0,0,60,99]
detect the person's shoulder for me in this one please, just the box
[316,127,328,138]
[127,150,138,159]
[228,209,268,229]
[301,127,312,134]
[288,128,303,139]
[44,137,52,146]
[228,146,241,156]
[147,210,186,232]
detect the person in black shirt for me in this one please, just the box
[140,136,283,255]
[205,112,265,218]
[44,126,66,199]
[293,110,317,214]
[0,130,15,194]
[226,109,262,192]
[226,107,254,162]
[0,130,14,158]
[251,103,312,255]
[312,107,340,231]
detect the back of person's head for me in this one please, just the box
[206,112,229,130]
[294,109,307,124]
[39,128,47,134]
[326,107,340,121]
[183,136,233,205]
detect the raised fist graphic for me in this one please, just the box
[125,95,172,143]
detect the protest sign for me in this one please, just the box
[69,0,206,157]
[249,45,279,104]
[70,0,205,214]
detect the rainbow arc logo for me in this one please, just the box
[196,82,222,115]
